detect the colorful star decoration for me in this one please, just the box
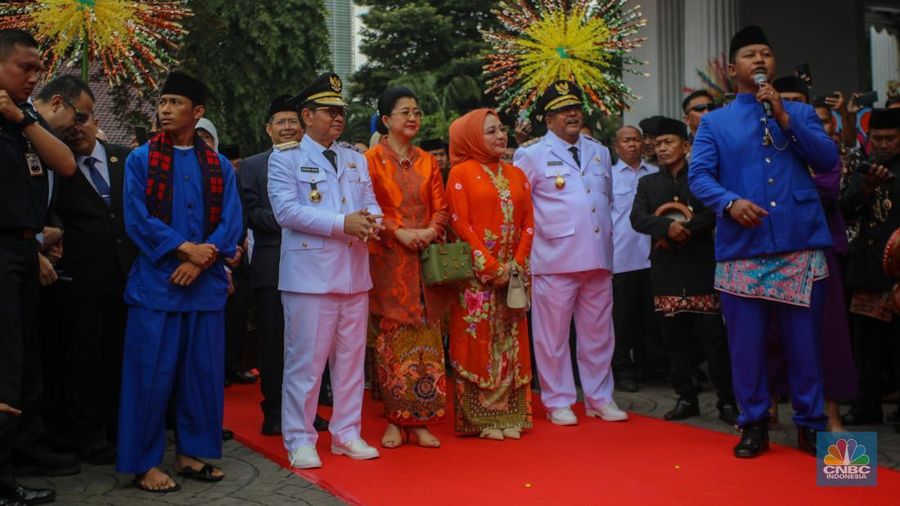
[483,0,647,116]
[683,53,735,104]
[0,0,191,87]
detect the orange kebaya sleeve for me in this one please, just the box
[446,162,502,282]
[512,166,534,270]
[425,154,449,236]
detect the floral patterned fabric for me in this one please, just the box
[653,293,720,316]
[446,159,534,432]
[714,249,828,307]
[374,316,447,425]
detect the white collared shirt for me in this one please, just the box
[611,158,658,274]
[76,141,109,194]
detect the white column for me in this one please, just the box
[658,0,685,118]
[870,25,900,107]
[682,0,738,93]
[623,0,660,126]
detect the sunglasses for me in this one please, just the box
[688,103,717,114]
[61,96,90,124]
[313,106,346,118]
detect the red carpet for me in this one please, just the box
[225,384,899,505]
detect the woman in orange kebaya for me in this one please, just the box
[366,87,449,449]
[446,108,534,440]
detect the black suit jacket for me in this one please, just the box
[239,148,281,289]
[629,164,718,297]
[55,142,138,301]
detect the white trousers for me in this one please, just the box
[531,269,616,411]
[281,291,368,450]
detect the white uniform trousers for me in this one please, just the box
[531,269,616,411]
[281,291,368,450]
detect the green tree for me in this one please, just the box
[348,0,500,142]
[176,0,331,154]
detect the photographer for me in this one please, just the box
[840,107,900,428]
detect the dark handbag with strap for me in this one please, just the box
[420,237,474,286]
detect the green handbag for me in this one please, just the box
[420,240,475,286]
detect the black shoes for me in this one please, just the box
[13,445,80,477]
[840,409,882,426]
[0,482,55,506]
[314,415,329,432]
[797,426,818,455]
[664,398,700,421]
[227,370,257,385]
[615,378,639,393]
[718,403,740,427]
[734,419,769,458]
[261,417,282,436]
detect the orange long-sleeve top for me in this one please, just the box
[366,141,450,324]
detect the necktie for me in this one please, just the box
[568,146,581,168]
[323,149,338,171]
[85,157,111,207]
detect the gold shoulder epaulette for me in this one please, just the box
[274,141,299,152]
[520,137,541,148]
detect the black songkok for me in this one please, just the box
[729,25,771,61]
[267,94,295,120]
[655,117,689,140]
[773,76,809,101]
[870,108,900,130]
[638,115,665,137]
[161,71,209,106]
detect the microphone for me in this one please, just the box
[753,73,773,118]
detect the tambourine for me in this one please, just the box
[653,201,694,222]
[882,227,900,278]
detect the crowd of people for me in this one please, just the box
[1,23,899,504]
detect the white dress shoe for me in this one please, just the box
[331,439,380,460]
[288,446,322,469]
[586,401,629,422]
[546,407,578,426]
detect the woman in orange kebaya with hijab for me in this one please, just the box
[366,87,449,449]
[446,108,535,440]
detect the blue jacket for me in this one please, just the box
[688,93,838,261]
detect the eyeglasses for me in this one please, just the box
[688,103,717,114]
[272,118,300,127]
[390,108,424,119]
[313,106,346,118]
[60,96,90,124]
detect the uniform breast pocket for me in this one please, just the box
[298,172,328,204]
[542,167,572,193]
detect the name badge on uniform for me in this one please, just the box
[547,160,563,166]
[347,163,357,169]
[26,153,43,176]
[301,166,319,173]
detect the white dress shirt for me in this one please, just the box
[611,158,657,274]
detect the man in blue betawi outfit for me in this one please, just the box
[688,26,839,458]
[117,71,243,491]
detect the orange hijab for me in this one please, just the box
[449,108,502,166]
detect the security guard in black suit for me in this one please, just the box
[0,29,77,506]
[52,97,138,463]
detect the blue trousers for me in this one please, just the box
[720,281,827,430]
[116,307,225,474]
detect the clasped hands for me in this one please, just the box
[395,227,437,251]
[171,241,220,286]
[344,209,385,242]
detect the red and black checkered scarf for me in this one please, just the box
[145,130,224,236]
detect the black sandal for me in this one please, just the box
[177,462,225,482]
[133,473,181,493]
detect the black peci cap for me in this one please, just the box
[161,71,209,106]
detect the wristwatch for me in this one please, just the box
[724,200,735,214]
[15,106,38,128]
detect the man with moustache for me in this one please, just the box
[241,94,328,435]
[630,117,737,425]
[52,80,137,465]
[268,73,384,469]
[689,26,838,458]
[610,125,658,393]
[514,80,627,426]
